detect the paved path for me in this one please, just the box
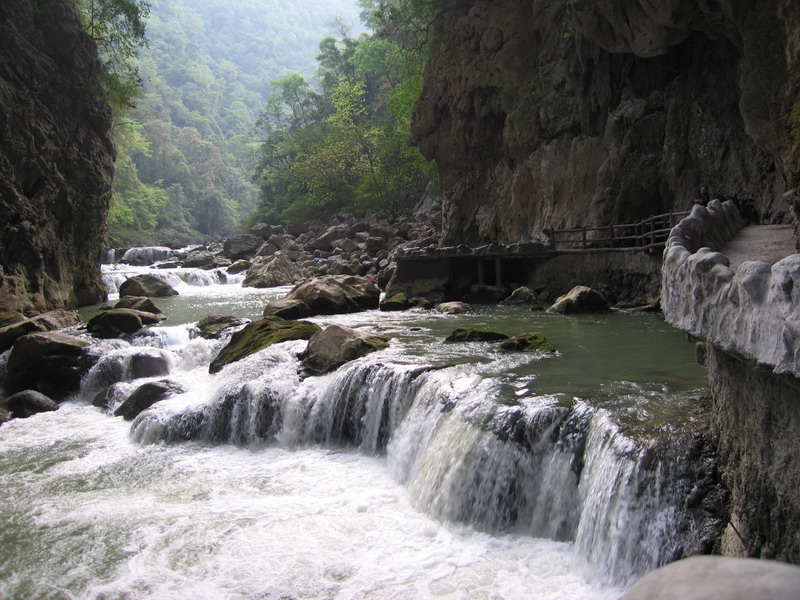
[719,225,798,269]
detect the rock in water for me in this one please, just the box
[112,296,163,315]
[87,308,163,339]
[3,390,59,418]
[209,316,320,374]
[114,380,185,421]
[283,275,380,316]
[495,333,557,353]
[196,314,249,339]
[379,293,414,312]
[118,275,179,298]
[262,298,312,320]
[445,328,509,342]
[301,324,390,374]
[0,0,114,314]
[4,332,91,398]
[222,234,263,261]
[547,286,611,314]
[499,287,539,305]
[436,302,473,314]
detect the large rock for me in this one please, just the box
[619,556,800,600]
[0,0,114,314]
[182,250,216,269]
[209,316,321,374]
[445,328,509,342]
[496,332,557,353]
[222,234,262,261]
[196,314,249,339]
[112,296,163,315]
[86,308,162,338]
[547,285,611,314]
[262,298,312,320]
[309,226,351,251]
[499,286,539,305]
[379,293,414,312]
[118,275,179,298]
[2,390,59,418]
[0,309,82,352]
[4,331,91,397]
[301,324,390,374]
[284,275,381,316]
[436,301,473,314]
[114,380,185,421]
[242,254,306,288]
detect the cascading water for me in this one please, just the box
[120,246,175,265]
[1,276,716,599]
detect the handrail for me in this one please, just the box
[546,211,691,251]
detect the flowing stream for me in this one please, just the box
[0,262,709,600]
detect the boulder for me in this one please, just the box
[301,324,390,374]
[114,380,185,421]
[226,259,251,274]
[127,350,171,379]
[209,316,321,374]
[445,328,509,342]
[496,333,557,353]
[379,293,414,312]
[118,275,179,298]
[309,226,351,251]
[249,222,282,239]
[284,275,381,316]
[619,556,800,600]
[436,301,473,314]
[3,390,59,418]
[4,332,91,397]
[262,298,312,320]
[256,243,280,257]
[364,237,387,255]
[222,233,263,261]
[113,295,163,315]
[286,221,310,236]
[87,308,162,338]
[499,286,539,305]
[547,285,611,314]
[182,250,216,269]
[0,311,25,327]
[0,309,83,352]
[242,255,306,288]
[196,314,249,339]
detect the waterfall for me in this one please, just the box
[106,341,704,588]
[120,246,175,266]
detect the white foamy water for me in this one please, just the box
[0,404,620,600]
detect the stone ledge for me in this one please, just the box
[662,200,800,378]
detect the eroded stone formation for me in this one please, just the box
[413,0,799,245]
[0,0,115,314]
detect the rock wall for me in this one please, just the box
[663,203,800,562]
[413,0,797,246]
[0,0,115,314]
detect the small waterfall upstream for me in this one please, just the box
[73,329,711,589]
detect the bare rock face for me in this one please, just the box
[0,0,114,314]
[301,324,390,375]
[412,0,797,246]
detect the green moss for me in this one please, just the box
[496,333,557,353]
[445,328,510,343]
[379,293,411,311]
[209,316,321,373]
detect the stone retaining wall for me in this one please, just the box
[662,200,800,378]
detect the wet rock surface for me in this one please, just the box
[114,380,186,421]
[118,275,180,298]
[301,324,390,375]
[2,389,59,418]
[547,286,611,314]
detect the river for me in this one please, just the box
[0,264,708,600]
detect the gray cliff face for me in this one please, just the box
[413,0,797,246]
[0,0,115,314]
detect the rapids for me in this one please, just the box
[0,265,710,599]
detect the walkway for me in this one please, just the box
[718,224,797,269]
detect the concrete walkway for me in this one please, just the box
[718,224,798,269]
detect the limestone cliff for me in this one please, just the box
[0,0,114,314]
[413,0,799,245]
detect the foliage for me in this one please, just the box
[251,16,436,225]
[106,0,362,246]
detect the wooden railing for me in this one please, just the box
[546,211,690,251]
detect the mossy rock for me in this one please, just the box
[209,316,321,373]
[379,292,412,311]
[496,332,557,353]
[445,328,510,342]
[301,324,390,374]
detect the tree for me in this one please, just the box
[76,0,151,109]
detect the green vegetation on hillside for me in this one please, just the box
[250,0,441,225]
[107,0,362,246]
